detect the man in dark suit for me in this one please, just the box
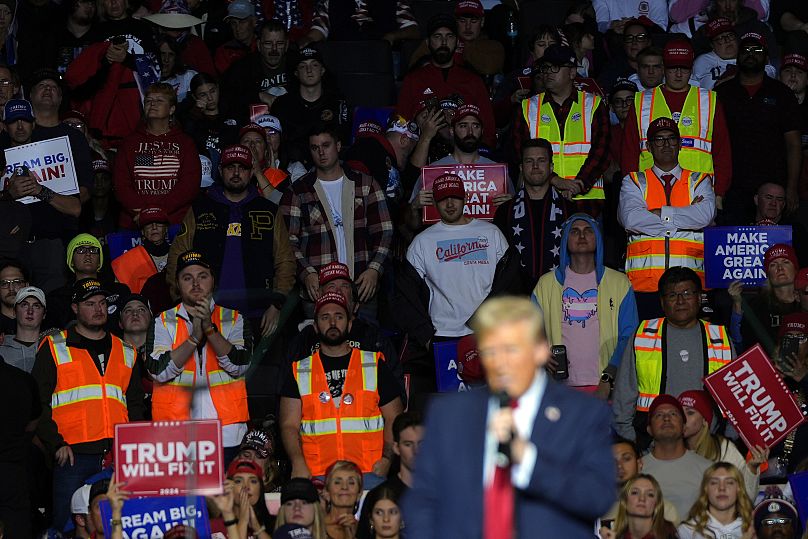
[403,296,615,538]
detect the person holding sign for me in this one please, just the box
[618,116,716,320]
[31,278,145,533]
[147,250,252,463]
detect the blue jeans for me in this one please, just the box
[52,452,102,532]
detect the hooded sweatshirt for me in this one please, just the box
[113,124,201,228]
[532,213,638,383]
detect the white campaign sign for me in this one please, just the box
[2,136,79,204]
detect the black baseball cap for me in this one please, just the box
[538,44,577,67]
[427,13,458,36]
[281,478,319,504]
[71,278,109,304]
[121,293,152,314]
[611,77,639,94]
[175,250,211,277]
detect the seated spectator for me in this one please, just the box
[142,0,214,77]
[0,259,30,334]
[69,485,92,539]
[639,395,713,519]
[46,233,131,333]
[238,122,288,204]
[214,0,257,75]
[255,113,307,183]
[156,37,198,103]
[228,459,274,537]
[364,486,404,539]
[752,487,801,539]
[397,14,495,148]
[677,462,754,539]
[323,461,362,539]
[494,138,573,290]
[678,390,763,501]
[237,429,280,491]
[274,478,327,539]
[111,207,171,294]
[629,46,665,91]
[613,267,734,446]
[593,0,667,34]
[0,286,46,372]
[302,0,418,44]
[600,474,678,539]
[270,47,350,165]
[533,213,637,397]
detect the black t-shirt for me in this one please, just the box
[0,358,41,462]
[0,313,15,336]
[282,350,399,406]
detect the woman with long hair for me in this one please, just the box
[158,36,198,103]
[228,459,274,538]
[678,390,765,501]
[323,460,363,539]
[600,474,677,539]
[677,462,754,539]
[275,478,328,539]
[366,485,404,539]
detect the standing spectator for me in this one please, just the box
[111,207,171,294]
[32,278,145,532]
[54,0,98,74]
[274,478,327,538]
[142,0,214,77]
[113,82,201,229]
[518,44,611,204]
[629,46,665,91]
[166,144,296,336]
[238,122,288,204]
[716,32,802,222]
[302,0,418,44]
[603,474,679,539]
[593,0,667,34]
[693,18,740,90]
[0,286,46,372]
[598,19,652,90]
[779,54,808,215]
[156,37,198,103]
[221,21,291,120]
[119,294,151,357]
[147,250,252,463]
[532,213,637,397]
[621,39,732,206]
[270,47,349,164]
[397,14,495,148]
[0,260,29,335]
[494,138,573,290]
[279,291,403,488]
[677,463,754,539]
[618,117,716,316]
[180,72,240,169]
[214,0,258,75]
[280,125,393,312]
[612,267,734,446]
[640,395,713,519]
[323,461,362,539]
[749,183,808,265]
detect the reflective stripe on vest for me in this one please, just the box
[625,169,708,292]
[523,90,604,200]
[634,318,732,411]
[636,86,716,173]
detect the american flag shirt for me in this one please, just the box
[132,144,182,195]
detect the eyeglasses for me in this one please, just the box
[0,80,13,87]
[651,136,679,147]
[762,517,792,526]
[0,278,25,288]
[712,33,736,44]
[623,33,649,44]
[742,45,764,54]
[663,289,699,301]
[74,246,100,255]
[537,64,573,74]
[610,97,633,107]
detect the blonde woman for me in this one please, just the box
[677,462,754,539]
[274,478,328,539]
[323,461,363,539]
[600,474,678,539]
[678,390,767,501]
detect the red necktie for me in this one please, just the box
[661,173,675,202]
[484,400,518,539]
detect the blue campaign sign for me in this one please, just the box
[106,225,181,260]
[433,339,471,393]
[99,495,211,538]
[790,471,808,529]
[703,226,792,288]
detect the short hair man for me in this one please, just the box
[279,291,404,489]
[32,278,145,532]
[631,46,664,91]
[404,296,615,537]
[752,182,808,265]
[0,286,46,372]
[612,266,734,447]
[214,0,257,74]
[119,293,151,356]
[693,18,739,89]
[0,259,30,335]
[147,250,252,463]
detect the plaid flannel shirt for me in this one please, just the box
[280,168,394,281]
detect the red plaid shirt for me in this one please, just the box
[280,168,394,281]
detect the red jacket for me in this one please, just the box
[113,124,201,229]
[397,63,496,148]
[65,40,143,145]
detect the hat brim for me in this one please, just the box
[73,290,109,303]
[4,114,34,124]
[143,13,203,28]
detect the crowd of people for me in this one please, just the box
[3,0,808,536]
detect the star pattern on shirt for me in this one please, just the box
[550,204,564,221]
[552,226,562,238]
[512,223,524,236]
[551,245,560,257]
[515,243,525,253]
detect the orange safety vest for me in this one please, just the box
[292,349,384,476]
[625,168,710,292]
[150,304,248,426]
[44,331,136,445]
[111,245,158,294]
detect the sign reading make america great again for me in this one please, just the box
[422,164,508,223]
[703,226,792,288]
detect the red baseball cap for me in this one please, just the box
[663,39,695,69]
[706,17,734,40]
[796,267,808,290]
[780,312,808,337]
[314,291,348,315]
[647,117,680,139]
[319,262,351,286]
[432,173,465,202]
[764,243,798,271]
[138,207,169,227]
[740,31,767,48]
[647,394,685,425]
[356,120,383,138]
[226,458,263,479]
[456,334,485,384]
[221,144,253,168]
[783,53,808,72]
[452,103,481,126]
[678,390,714,425]
[239,122,266,142]
[455,0,483,18]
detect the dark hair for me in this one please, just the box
[612,437,639,458]
[365,485,401,517]
[562,21,596,48]
[521,138,553,159]
[392,411,423,442]
[157,37,189,77]
[529,25,562,50]
[190,72,218,95]
[637,46,664,63]
[307,122,341,144]
[259,20,287,37]
[657,266,702,296]
[0,259,29,282]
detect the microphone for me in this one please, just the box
[495,391,512,468]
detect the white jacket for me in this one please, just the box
[677,514,744,539]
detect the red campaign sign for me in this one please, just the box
[422,163,508,223]
[115,420,224,497]
[705,345,805,449]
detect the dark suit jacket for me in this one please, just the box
[403,377,615,538]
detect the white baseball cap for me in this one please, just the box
[70,484,91,515]
[256,113,282,133]
[15,286,46,308]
